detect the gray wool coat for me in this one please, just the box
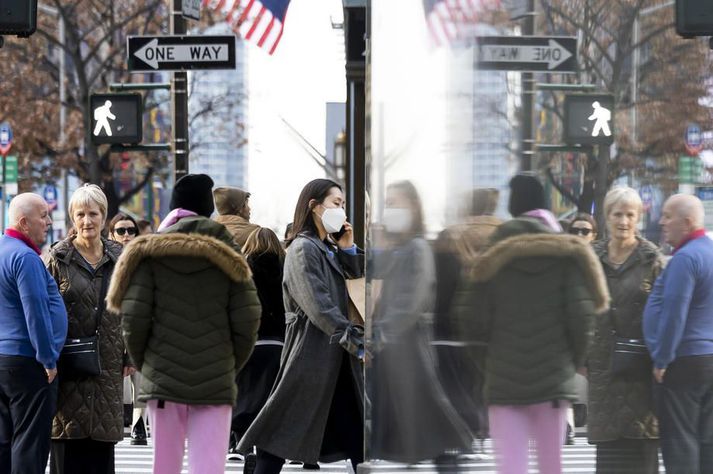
[237,232,364,463]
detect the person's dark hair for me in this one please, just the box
[569,212,598,235]
[387,180,426,235]
[108,212,138,235]
[287,179,342,247]
[284,222,293,241]
[137,219,153,234]
[508,173,547,216]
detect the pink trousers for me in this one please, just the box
[146,400,232,474]
[489,401,569,474]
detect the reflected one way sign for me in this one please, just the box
[476,36,577,73]
[127,35,236,72]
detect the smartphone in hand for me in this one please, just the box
[332,225,347,241]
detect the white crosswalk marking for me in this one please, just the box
[47,438,666,473]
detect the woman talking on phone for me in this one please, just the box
[238,179,364,474]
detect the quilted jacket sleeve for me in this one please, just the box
[120,260,155,369]
[564,262,596,368]
[228,279,261,373]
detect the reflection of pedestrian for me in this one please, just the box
[0,193,66,474]
[371,181,471,466]
[93,100,116,136]
[588,101,611,137]
[644,194,713,473]
[455,174,608,474]
[434,188,502,452]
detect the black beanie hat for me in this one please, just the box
[508,173,547,217]
[170,174,215,217]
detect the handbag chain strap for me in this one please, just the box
[93,268,110,336]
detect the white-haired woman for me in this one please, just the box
[45,184,127,474]
[588,187,664,473]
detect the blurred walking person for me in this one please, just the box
[230,227,287,461]
[644,194,713,473]
[107,174,261,474]
[238,179,365,474]
[455,174,607,474]
[587,188,662,473]
[370,181,471,467]
[107,213,148,446]
[46,184,126,474]
[0,193,67,474]
[434,188,502,455]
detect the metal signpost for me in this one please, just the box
[127,35,237,72]
[89,93,143,145]
[475,36,578,73]
[0,122,13,232]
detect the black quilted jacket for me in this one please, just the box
[45,237,125,442]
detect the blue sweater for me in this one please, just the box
[643,235,713,369]
[0,235,67,369]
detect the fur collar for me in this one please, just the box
[106,232,251,313]
[472,233,610,313]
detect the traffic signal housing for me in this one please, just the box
[676,0,713,37]
[0,0,38,38]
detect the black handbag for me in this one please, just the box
[609,306,651,376]
[58,271,108,379]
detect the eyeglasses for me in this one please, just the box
[114,227,137,236]
[569,227,593,236]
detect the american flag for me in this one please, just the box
[202,0,291,55]
[423,0,501,46]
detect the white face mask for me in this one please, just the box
[383,207,412,234]
[320,206,347,234]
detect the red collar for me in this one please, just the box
[673,229,707,254]
[5,228,42,255]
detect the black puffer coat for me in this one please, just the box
[45,237,125,442]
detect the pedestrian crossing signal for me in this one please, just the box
[676,0,713,37]
[564,94,615,146]
[89,94,143,145]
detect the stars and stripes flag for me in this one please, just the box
[423,0,501,46]
[202,0,291,55]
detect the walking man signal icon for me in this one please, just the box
[588,101,612,137]
[93,100,116,136]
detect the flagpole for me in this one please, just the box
[171,0,190,181]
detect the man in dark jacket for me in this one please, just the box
[644,194,713,473]
[108,174,261,474]
[0,193,67,474]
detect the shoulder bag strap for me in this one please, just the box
[94,268,110,334]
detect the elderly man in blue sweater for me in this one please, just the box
[0,193,67,474]
[643,193,713,474]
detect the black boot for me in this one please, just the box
[131,417,148,446]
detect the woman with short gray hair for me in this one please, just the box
[588,186,663,473]
[45,184,127,474]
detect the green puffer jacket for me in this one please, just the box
[456,218,609,405]
[106,217,260,405]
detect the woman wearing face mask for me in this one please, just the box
[588,187,663,474]
[370,181,471,467]
[237,179,364,474]
[45,184,127,474]
[108,213,138,247]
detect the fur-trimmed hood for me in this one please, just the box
[471,233,610,313]
[106,232,252,313]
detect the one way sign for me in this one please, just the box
[127,35,236,72]
[476,36,577,73]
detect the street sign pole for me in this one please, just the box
[0,154,5,233]
[171,0,189,182]
[522,0,535,171]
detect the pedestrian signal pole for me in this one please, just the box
[171,0,189,181]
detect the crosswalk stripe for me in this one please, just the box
[46,437,667,473]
